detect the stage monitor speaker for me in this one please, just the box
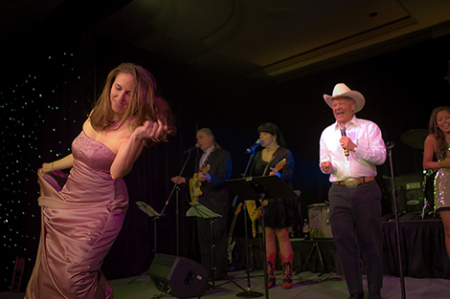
[148,254,209,299]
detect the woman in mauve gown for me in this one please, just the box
[25,63,175,299]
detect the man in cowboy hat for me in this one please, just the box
[319,83,386,299]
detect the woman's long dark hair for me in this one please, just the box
[257,122,287,146]
[429,106,450,160]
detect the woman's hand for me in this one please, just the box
[134,120,167,143]
[440,156,450,168]
[269,169,281,177]
[40,155,74,174]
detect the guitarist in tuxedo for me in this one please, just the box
[171,128,232,280]
[250,122,300,290]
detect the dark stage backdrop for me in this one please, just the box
[2,33,450,292]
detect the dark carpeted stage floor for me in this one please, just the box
[110,270,450,299]
[103,218,449,299]
[3,218,449,299]
[2,270,449,299]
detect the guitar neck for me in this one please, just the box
[228,203,243,244]
[227,215,239,243]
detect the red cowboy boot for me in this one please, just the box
[279,251,293,289]
[263,252,277,288]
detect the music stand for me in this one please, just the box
[128,201,161,284]
[187,202,222,289]
[137,201,161,218]
[225,175,299,299]
[187,202,251,294]
[187,202,221,218]
[224,178,262,298]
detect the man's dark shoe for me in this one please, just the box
[348,291,364,299]
[368,290,381,299]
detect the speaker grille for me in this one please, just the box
[148,254,209,299]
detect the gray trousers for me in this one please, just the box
[328,180,383,295]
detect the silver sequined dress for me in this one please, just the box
[434,147,450,211]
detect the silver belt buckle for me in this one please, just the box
[344,178,358,188]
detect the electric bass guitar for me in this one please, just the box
[189,164,210,202]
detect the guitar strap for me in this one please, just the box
[199,147,217,170]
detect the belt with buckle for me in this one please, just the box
[333,176,375,188]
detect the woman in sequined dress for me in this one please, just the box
[25,63,175,299]
[423,106,450,261]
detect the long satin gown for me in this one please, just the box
[26,131,129,299]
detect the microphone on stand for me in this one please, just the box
[183,143,199,154]
[245,139,263,154]
[340,126,349,158]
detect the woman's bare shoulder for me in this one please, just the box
[425,134,437,144]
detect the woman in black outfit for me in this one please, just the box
[250,122,300,289]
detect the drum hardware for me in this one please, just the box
[304,236,326,275]
[302,203,331,275]
[422,170,438,219]
[400,129,428,150]
[307,203,333,239]
[386,173,425,215]
[405,182,421,206]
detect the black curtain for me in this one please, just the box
[2,31,450,292]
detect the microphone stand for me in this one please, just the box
[160,149,194,256]
[386,141,406,299]
[236,148,263,298]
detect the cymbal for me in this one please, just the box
[400,129,428,149]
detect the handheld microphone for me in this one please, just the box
[340,127,349,157]
[183,143,199,154]
[245,139,263,154]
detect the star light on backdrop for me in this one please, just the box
[0,50,89,291]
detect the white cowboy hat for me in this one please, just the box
[323,83,365,113]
